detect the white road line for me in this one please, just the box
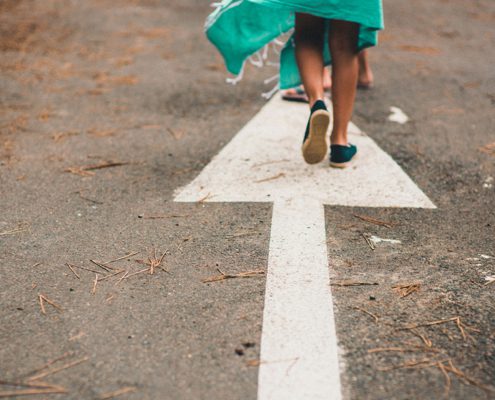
[388,106,409,124]
[258,198,340,400]
[174,95,435,400]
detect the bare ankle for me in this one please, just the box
[309,97,325,108]
[330,131,348,145]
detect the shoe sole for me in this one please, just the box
[302,110,330,164]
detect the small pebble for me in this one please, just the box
[235,348,244,356]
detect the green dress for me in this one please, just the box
[205,0,384,90]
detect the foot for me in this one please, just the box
[281,87,309,103]
[302,100,330,164]
[281,85,331,103]
[358,71,374,89]
[329,144,357,168]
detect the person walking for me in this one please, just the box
[206,0,383,167]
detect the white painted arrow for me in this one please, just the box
[174,95,435,400]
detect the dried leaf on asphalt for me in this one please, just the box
[121,268,149,280]
[250,159,290,169]
[400,316,480,342]
[65,161,129,176]
[362,233,375,250]
[246,359,262,367]
[80,161,129,171]
[37,109,53,121]
[138,214,188,219]
[98,386,137,399]
[98,270,126,282]
[255,172,285,183]
[392,282,421,298]
[147,248,168,275]
[202,268,265,283]
[27,357,88,382]
[409,328,433,347]
[51,131,79,142]
[66,263,101,275]
[0,387,67,397]
[368,346,441,354]
[90,260,115,273]
[66,263,80,279]
[479,142,495,156]
[87,128,116,137]
[167,127,185,140]
[0,224,29,236]
[197,192,213,203]
[440,359,495,394]
[378,357,449,372]
[65,167,95,177]
[377,356,494,395]
[331,280,379,287]
[354,306,380,323]
[91,274,99,294]
[38,294,63,314]
[353,214,395,228]
[92,251,139,268]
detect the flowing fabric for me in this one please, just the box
[205,0,384,89]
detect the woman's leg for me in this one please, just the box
[323,67,332,91]
[295,13,325,108]
[358,49,374,88]
[328,20,360,145]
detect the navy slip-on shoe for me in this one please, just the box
[302,100,330,164]
[329,144,357,168]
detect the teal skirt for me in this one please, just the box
[205,0,384,89]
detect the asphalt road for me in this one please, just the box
[0,0,494,399]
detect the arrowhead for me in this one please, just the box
[174,95,435,209]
